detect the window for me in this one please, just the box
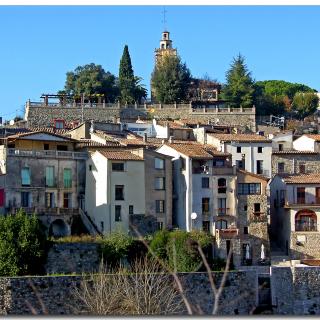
[297,187,305,204]
[155,158,165,169]
[238,183,261,195]
[21,167,31,186]
[299,164,305,174]
[254,203,261,213]
[218,198,227,215]
[112,162,124,171]
[100,221,104,232]
[89,165,92,171]
[244,205,248,211]
[44,143,49,150]
[258,146,263,153]
[213,159,225,167]
[202,177,209,188]
[63,168,72,188]
[63,193,71,208]
[237,146,242,153]
[202,221,210,233]
[45,166,55,187]
[21,192,30,207]
[202,198,210,214]
[236,160,245,170]
[115,205,121,221]
[155,177,165,190]
[218,178,227,193]
[45,192,54,208]
[156,200,165,213]
[278,162,285,174]
[279,144,284,151]
[129,205,134,215]
[57,145,68,151]
[157,222,164,230]
[115,185,124,200]
[54,119,65,129]
[216,220,227,230]
[256,160,263,174]
[244,227,248,234]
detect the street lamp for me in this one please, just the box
[191,212,197,231]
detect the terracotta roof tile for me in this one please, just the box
[6,130,75,141]
[273,150,318,155]
[282,173,320,184]
[163,142,229,159]
[208,133,271,143]
[304,134,320,142]
[99,150,144,161]
[237,169,270,181]
[156,121,185,129]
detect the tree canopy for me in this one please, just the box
[151,54,191,103]
[0,210,46,276]
[118,45,147,104]
[222,54,255,107]
[64,63,119,102]
[292,92,319,118]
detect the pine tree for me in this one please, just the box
[223,54,254,107]
[119,45,138,104]
[151,54,191,103]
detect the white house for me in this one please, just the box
[206,133,272,178]
[156,142,237,234]
[269,130,293,151]
[293,134,320,152]
[85,150,146,235]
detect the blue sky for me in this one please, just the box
[0,5,319,120]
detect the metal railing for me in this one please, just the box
[9,207,79,215]
[192,166,234,175]
[7,148,87,160]
[216,208,234,216]
[295,221,317,232]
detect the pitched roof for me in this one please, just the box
[98,150,144,161]
[237,169,270,181]
[282,173,320,184]
[163,142,229,159]
[208,133,271,143]
[6,130,76,141]
[75,140,119,149]
[156,121,185,129]
[304,134,320,142]
[272,150,318,155]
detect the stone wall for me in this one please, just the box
[25,105,256,131]
[271,153,320,177]
[271,266,320,315]
[0,271,257,315]
[45,242,100,275]
[290,232,320,260]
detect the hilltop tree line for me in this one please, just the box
[60,45,319,118]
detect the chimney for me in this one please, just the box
[143,133,148,143]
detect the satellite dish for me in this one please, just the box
[191,212,197,220]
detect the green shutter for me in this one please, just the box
[21,168,30,186]
[46,167,54,187]
[63,168,72,188]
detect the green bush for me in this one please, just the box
[100,232,133,268]
[149,230,214,273]
[0,209,47,276]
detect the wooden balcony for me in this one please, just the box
[215,228,239,239]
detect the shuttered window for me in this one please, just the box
[46,166,54,187]
[63,168,72,188]
[21,168,30,186]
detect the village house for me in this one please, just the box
[270,173,320,260]
[293,134,320,152]
[204,133,272,178]
[269,130,293,152]
[0,131,87,237]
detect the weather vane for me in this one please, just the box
[161,6,167,31]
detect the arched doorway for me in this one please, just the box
[295,209,317,231]
[49,219,70,237]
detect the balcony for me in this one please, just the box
[285,200,320,208]
[192,166,235,175]
[215,228,239,239]
[295,221,317,232]
[216,208,235,217]
[7,149,87,160]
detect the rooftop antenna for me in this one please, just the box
[161,6,167,31]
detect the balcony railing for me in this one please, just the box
[192,166,235,175]
[285,200,320,208]
[215,228,239,238]
[7,148,87,160]
[216,208,235,216]
[9,207,79,215]
[295,221,317,232]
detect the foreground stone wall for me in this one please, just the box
[290,232,320,260]
[0,271,257,315]
[271,266,320,315]
[25,106,256,131]
[45,243,100,275]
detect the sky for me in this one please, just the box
[0,5,319,120]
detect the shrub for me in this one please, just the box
[0,209,47,276]
[149,230,170,261]
[100,232,133,268]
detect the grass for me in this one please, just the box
[48,234,103,243]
